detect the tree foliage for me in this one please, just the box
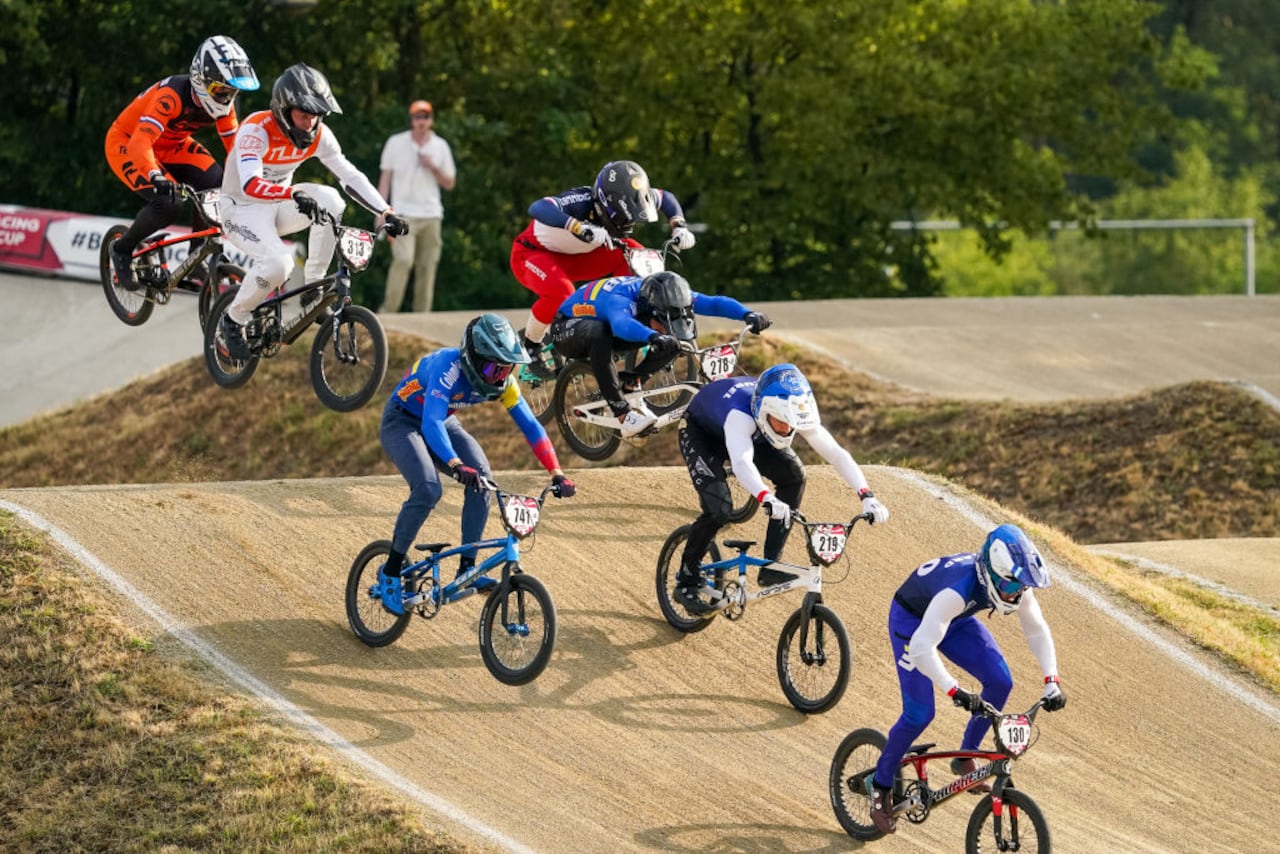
[0,0,1216,305]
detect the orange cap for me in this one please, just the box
[408,100,433,116]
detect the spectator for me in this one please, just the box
[376,99,456,313]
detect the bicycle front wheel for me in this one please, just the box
[479,571,557,685]
[310,305,388,412]
[518,373,557,425]
[345,539,412,647]
[553,360,622,461]
[965,788,1050,853]
[203,286,259,389]
[100,225,154,326]
[829,727,898,842]
[198,262,245,333]
[654,524,723,633]
[777,604,851,713]
[727,477,759,524]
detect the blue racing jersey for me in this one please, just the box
[556,276,751,344]
[685,376,757,436]
[388,348,558,469]
[893,553,991,620]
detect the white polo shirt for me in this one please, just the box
[379,130,455,219]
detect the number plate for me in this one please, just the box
[200,190,222,225]
[810,524,848,566]
[502,495,540,538]
[338,228,375,270]
[627,248,665,276]
[997,714,1032,756]
[700,345,738,381]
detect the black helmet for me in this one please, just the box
[636,272,696,341]
[593,160,658,238]
[459,313,531,397]
[269,63,342,149]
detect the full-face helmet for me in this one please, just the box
[459,313,530,398]
[977,524,1051,615]
[750,364,820,449]
[269,63,342,149]
[190,36,259,119]
[635,272,695,341]
[593,160,658,238]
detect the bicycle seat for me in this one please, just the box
[414,542,450,554]
[907,742,937,756]
[722,539,757,551]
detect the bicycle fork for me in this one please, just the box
[797,591,829,665]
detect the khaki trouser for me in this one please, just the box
[380,215,442,313]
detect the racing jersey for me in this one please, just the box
[106,75,238,184]
[221,110,388,212]
[685,377,873,500]
[892,552,1058,692]
[389,349,560,473]
[555,276,749,343]
[514,185,685,254]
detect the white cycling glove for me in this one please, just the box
[859,490,889,524]
[760,491,792,525]
[670,225,696,251]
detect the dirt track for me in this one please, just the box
[4,466,1277,852]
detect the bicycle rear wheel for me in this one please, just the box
[829,727,899,841]
[203,286,259,388]
[99,225,155,326]
[310,305,388,412]
[965,788,1050,853]
[345,539,412,647]
[479,571,556,685]
[553,360,622,461]
[777,603,851,713]
[654,524,723,633]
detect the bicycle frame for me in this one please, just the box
[129,187,228,295]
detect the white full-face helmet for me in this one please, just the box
[749,364,820,449]
[190,35,259,119]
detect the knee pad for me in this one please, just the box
[310,185,345,218]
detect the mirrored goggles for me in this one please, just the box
[207,81,238,105]
[479,359,514,385]
[991,572,1027,602]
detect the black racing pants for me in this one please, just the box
[119,159,223,254]
[677,419,805,575]
[549,316,677,416]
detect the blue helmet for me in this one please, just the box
[750,364,820,449]
[459,313,530,398]
[977,524,1051,615]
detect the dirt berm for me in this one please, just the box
[3,465,1276,852]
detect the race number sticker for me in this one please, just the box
[338,228,375,270]
[700,345,737,381]
[810,523,848,566]
[997,714,1033,756]
[502,495,540,538]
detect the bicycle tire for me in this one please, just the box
[829,727,900,841]
[345,539,412,647]
[965,788,1050,853]
[478,571,556,685]
[776,603,851,713]
[727,479,759,524]
[202,286,259,389]
[198,262,245,333]
[553,360,622,461]
[654,524,724,633]
[309,305,388,412]
[99,225,155,326]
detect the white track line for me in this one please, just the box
[884,470,1280,725]
[1088,548,1279,617]
[0,499,537,854]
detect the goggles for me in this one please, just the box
[990,571,1027,602]
[207,81,239,105]
[479,359,514,386]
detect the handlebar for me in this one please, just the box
[307,205,398,239]
[470,475,570,503]
[790,509,876,530]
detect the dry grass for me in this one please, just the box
[0,512,490,854]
